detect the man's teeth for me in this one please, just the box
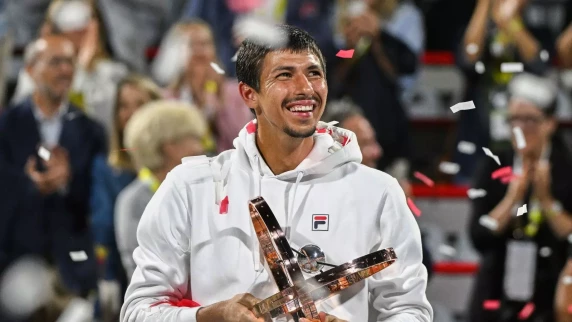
[289,105,313,112]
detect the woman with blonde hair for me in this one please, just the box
[114,100,207,279]
[155,19,253,153]
[89,74,161,322]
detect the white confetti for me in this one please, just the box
[38,146,50,162]
[568,234,572,244]
[450,100,476,113]
[56,298,94,322]
[231,51,238,62]
[479,215,499,231]
[0,257,52,318]
[457,141,476,154]
[466,43,479,55]
[233,17,288,49]
[539,247,552,258]
[209,62,225,75]
[347,1,367,17]
[512,126,526,149]
[438,244,457,257]
[540,50,549,62]
[482,147,501,165]
[69,251,88,262]
[439,161,460,175]
[517,204,528,217]
[475,61,485,74]
[563,276,572,285]
[467,188,487,199]
[500,62,524,73]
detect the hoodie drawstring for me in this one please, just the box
[251,155,263,272]
[286,171,304,241]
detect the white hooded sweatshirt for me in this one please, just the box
[120,120,433,322]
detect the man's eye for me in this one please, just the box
[309,71,321,76]
[277,73,291,78]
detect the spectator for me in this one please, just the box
[467,73,572,322]
[11,0,128,135]
[454,0,550,183]
[331,0,417,180]
[90,74,162,322]
[159,20,253,153]
[0,35,105,319]
[115,100,207,279]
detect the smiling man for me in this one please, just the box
[121,25,432,322]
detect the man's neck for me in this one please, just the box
[33,92,64,119]
[255,125,315,175]
[152,167,169,184]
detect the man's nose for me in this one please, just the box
[293,74,313,96]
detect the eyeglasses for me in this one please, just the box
[506,115,544,127]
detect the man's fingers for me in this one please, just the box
[235,293,262,309]
[319,312,348,322]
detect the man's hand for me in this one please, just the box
[491,0,520,30]
[25,157,54,195]
[532,159,552,203]
[352,8,382,39]
[301,312,348,322]
[196,293,266,322]
[44,146,71,191]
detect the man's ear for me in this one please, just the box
[238,82,258,110]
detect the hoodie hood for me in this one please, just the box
[232,119,363,180]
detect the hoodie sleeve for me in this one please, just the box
[369,178,433,322]
[120,172,199,322]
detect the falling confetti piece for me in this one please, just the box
[517,204,528,217]
[491,166,513,179]
[457,141,476,154]
[568,234,572,244]
[438,161,460,175]
[483,300,501,310]
[234,17,288,49]
[438,244,457,257]
[539,246,552,257]
[475,61,485,74]
[512,127,526,149]
[466,43,479,55]
[231,51,238,62]
[226,0,262,13]
[336,49,355,59]
[479,215,499,231]
[540,50,550,62]
[500,174,518,184]
[407,198,421,217]
[347,0,367,17]
[450,100,476,113]
[482,147,501,165]
[209,62,225,75]
[518,302,535,320]
[501,62,524,73]
[38,146,50,162]
[56,298,94,322]
[562,276,572,285]
[568,304,572,314]
[69,251,88,262]
[413,171,434,187]
[467,188,487,199]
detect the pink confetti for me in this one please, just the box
[518,302,535,320]
[226,0,262,13]
[414,171,434,187]
[567,305,572,314]
[336,49,355,59]
[407,198,421,217]
[483,300,500,310]
[491,166,513,179]
[500,174,519,184]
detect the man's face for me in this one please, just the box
[245,50,327,138]
[28,37,75,102]
[507,98,554,156]
[342,115,382,168]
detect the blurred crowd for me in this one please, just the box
[0,0,571,321]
